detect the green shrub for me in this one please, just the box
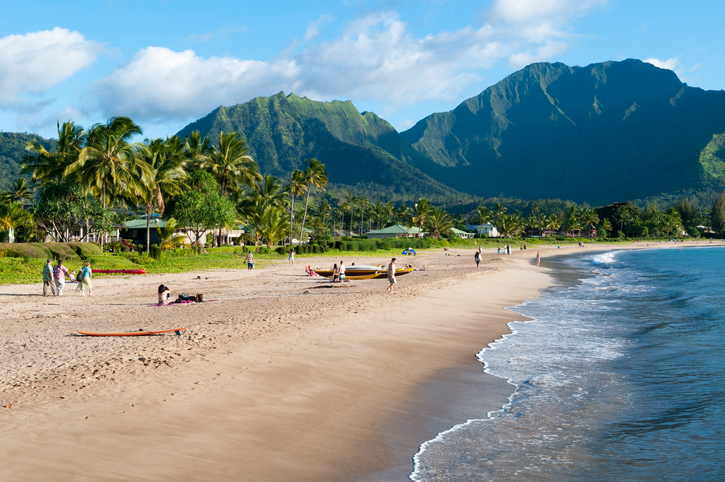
[276,246,286,255]
[313,245,320,254]
[150,245,162,260]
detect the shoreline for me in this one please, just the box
[0,241,707,480]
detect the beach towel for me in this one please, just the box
[148,299,217,307]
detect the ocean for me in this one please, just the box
[411,247,725,481]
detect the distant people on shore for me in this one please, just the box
[42,259,57,296]
[387,258,397,293]
[536,251,541,267]
[158,284,171,304]
[339,261,346,281]
[332,263,340,282]
[245,251,255,271]
[79,262,93,297]
[53,260,70,296]
[474,250,481,269]
[289,249,295,266]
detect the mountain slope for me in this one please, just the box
[0,132,55,191]
[176,92,464,202]
[400,59,725,204]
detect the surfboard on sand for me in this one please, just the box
[78,328,187,337]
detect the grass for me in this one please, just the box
[0,237,670,285]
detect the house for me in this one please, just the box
[122,218,208,246]
[465,223,499,237]
[333,229,357,237]
[365,224,425,239]
[450,227,475,239]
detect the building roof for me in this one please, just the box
[366,224,424,235]
[465,223,496,229]
[450,227,473,234]
[123,218,169,229]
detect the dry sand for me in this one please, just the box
[2,241,696,481]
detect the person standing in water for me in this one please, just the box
[387,258,397,293]
[42,259,57,296]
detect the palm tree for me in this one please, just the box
[426,208,453,239]
[320,200,332,234]
[256,206,290,248]
[22,120,83,185]
[252,174,288,208]
[183,130,212,170]
[494,202,507,220]
[477,205,493,225]
[65,116,146,209]
[203,131,260,198]
[358,196,369,236]
[412,198,432,237]
[346,191,357,233]
[0,178,34,207]
[284,170,305,244]
[546,214,561,234]
[154,218,187,251]
[136,137,188,251]
[0,202,32,243]
[298,159,328,244]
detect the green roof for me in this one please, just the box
[123,218,168,229]
[450,227,473,234]
[367,224,423,235]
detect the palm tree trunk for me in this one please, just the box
[289,194,294,245]
[146,205,151,252]
[298,186,311,245]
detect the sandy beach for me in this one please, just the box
[0,241,700,480]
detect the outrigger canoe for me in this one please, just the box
[79,328,186,336]
[313,265,414,279]
[91,269,146,275]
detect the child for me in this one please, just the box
[158,284,171,305]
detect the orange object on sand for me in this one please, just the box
[78,328,187,336]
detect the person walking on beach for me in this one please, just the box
[339,261,346,281]
[245,251,255,271]
[536,251,541,267]
[53,260,70,296]
[42,259,57,296]
[474,251,481,269]
[387,258,397,293]
[289,249,295,266]
[78,262,93,297]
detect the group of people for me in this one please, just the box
[42,259,93,297]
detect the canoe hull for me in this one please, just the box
[79,328,186,336]
[91,269,147,275]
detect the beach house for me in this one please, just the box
[465,223,499,237]
[365,225,425,239]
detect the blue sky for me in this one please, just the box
[1,0,723,139]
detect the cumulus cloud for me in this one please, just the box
[93,4,609,123]
[644,56,680,71]
[0,28,101,106]
[93,47,301,120]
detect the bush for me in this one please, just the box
[313,245,320,254]
[276,246,286,255]
[150,245,162,260]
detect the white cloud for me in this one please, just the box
[644,56,680,71]
[92,5,609,123]
[93,47,301,120]
[0,28,101,106]
[304,15,332,41]
[491,0,609,24]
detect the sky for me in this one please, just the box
[1,0,724,139]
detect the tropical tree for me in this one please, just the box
[711,193,725,234]
[22,120,84,185]
[154,218,186,251]
[546,214,561,234]
[135,137,188,251]
[425,208,453,239]
[203,131,260,198]
[0,202,33,243]
[66,116,147,209]
[183,130,212,170]
[297,158,328,244]
[579,208,600,238]
[0,178,34,206]
[256,206,290,248]
[411,198,432,237]
[251,174,288,208]
[284,170,305,244]
[477,205,493,224]
[358,196,369,236]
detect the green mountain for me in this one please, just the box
[176,92,465,203]
[0,132,54,191]
[400,59,725,205]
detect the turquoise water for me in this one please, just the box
[412,247,725,481]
